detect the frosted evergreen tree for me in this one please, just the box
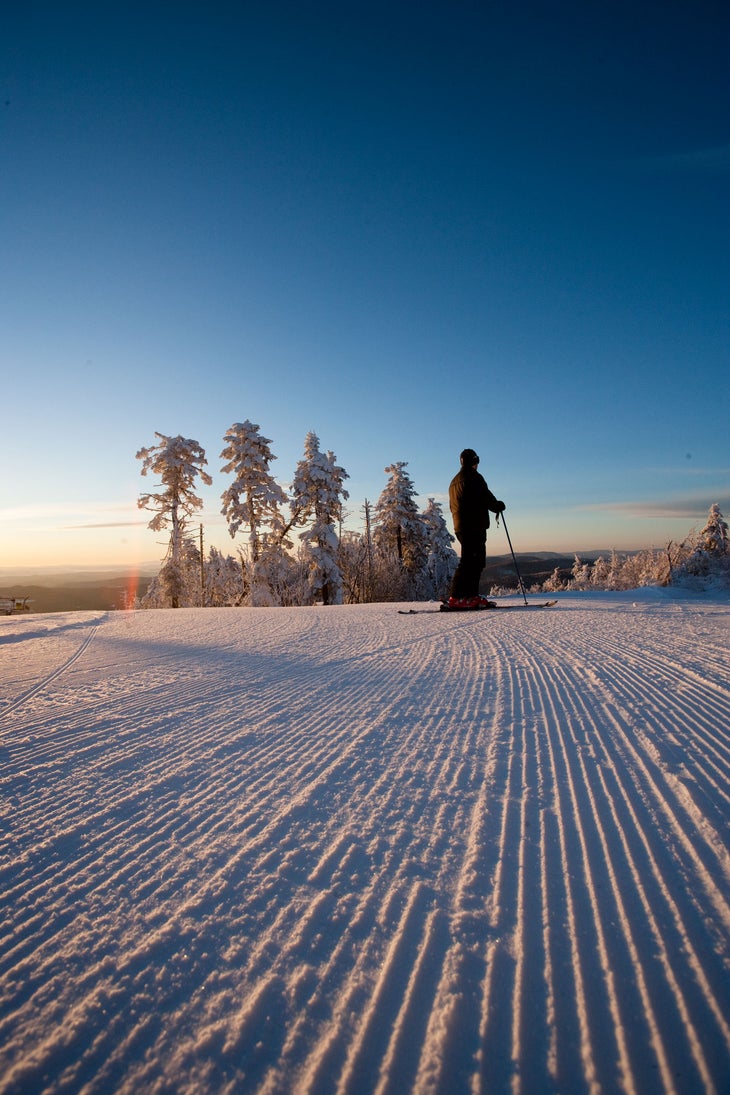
[543,566,566,593]
[290,432,349,605]
[137,433,212,608]
[675,503,730,587]
[259,541,309,607]
[205,546,245,607]
[421,498,458,599]
[698,503,728,556]
[372,462,429,600]
[220,421,287,557]
[570,554,592,590]
[590,555,610,589]
[220,420,289,604]
[638,547,662,587]
[607,548,625,590]
[140,536,202,609]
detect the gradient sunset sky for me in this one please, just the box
[2,1,728,569]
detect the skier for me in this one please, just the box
[447,448,505,609]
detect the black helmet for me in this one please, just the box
[460,448,479,466]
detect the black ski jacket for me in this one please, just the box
[449,466,503,540]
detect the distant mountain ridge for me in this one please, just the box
[480,552,584,593]
[0,575,154,614]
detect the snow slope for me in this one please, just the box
[1,593,728,1094]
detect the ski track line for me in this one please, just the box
[578,626,730,814]
[167,630,474,1090]
[1,603,729,1094]
[575,674,730,1047]
[551,618,730,922]
[260,625,499,1095]
[604,648,729,828]
[531,649,673,1094]
[470,608,730,1095]
[513,615,730,1090]
[0,618,103,720]
[478,640,605,1094]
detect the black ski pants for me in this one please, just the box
[450,533,486,599]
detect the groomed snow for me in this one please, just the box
[1,592,729,1094]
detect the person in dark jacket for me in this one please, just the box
[448,448,505,608]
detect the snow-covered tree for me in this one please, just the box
[590,556,610,589]
[421,497,458,600]
[220,421,288,556]
[205,546,245,606]
[290,432,349,605]
[220,420,290,605]
[338,530,371,604]
[606,548,624,590]
[141,536,202,609]
[674,503,730,588]
[258,539,310,606]
[543,566,566,593]
[570,554,592,591]
[698,503,728,556]
[372,462,429,599]
[638,546,662,587]
[137,433,212,608]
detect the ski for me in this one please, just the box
[398,600,558,615]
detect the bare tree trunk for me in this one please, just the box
[364,499,373,603]
[665,540,675,586]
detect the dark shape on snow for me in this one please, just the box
[398,600,558,615]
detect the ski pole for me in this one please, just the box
[498,512,529,605]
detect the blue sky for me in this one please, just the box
[2,1,728,568]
